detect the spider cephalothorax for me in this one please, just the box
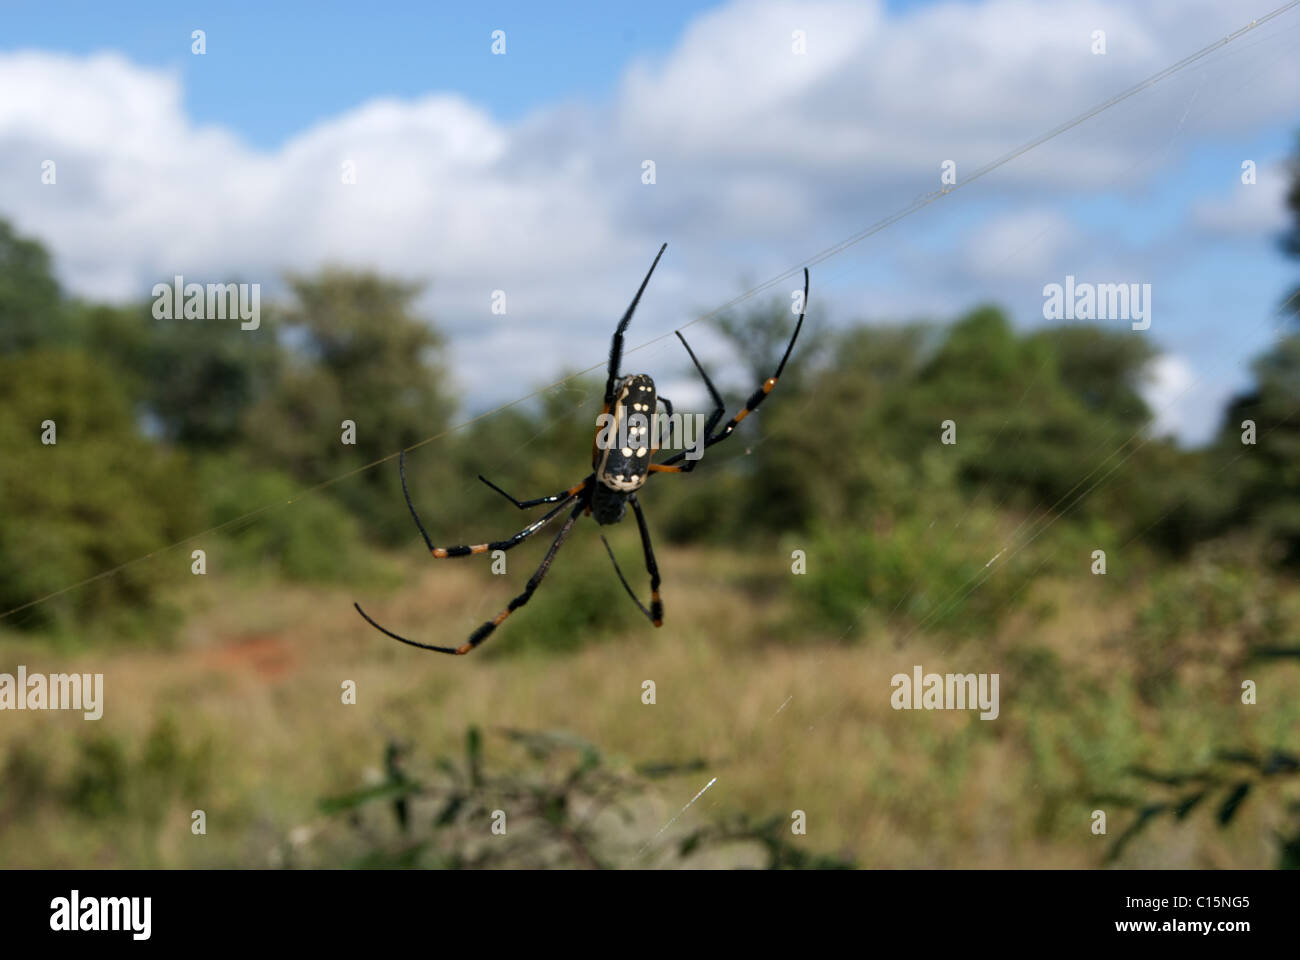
[354,243,808,654]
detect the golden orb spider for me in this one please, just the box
[354,244,808,654]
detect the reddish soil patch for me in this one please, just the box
[204,632,297,682]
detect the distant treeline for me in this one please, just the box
[1,141,1297,640]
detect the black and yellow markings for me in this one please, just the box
[591,402,611,466]
[718,376,780,433]
[432,544,487,558]
[597,377,655,490]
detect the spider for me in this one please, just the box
[354,243,808,654]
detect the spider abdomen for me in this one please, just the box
[594,373,656,501]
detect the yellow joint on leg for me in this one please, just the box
[470,544,489,554]
[763,377,778,394]
[733,407,750,423]
[456,644,472,655]
[492,610,509,626]
[432,548,449,558]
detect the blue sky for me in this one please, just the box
[1,0,720,147]
[0,0,992,147]
[1,0,1297,445]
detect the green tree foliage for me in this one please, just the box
[685,304,1214,638]
[195,454,371,582]
[136,303,282,450]
[1281,133,1300,317]
[0,220,69,354]
[1211,135,1300,565]
[0,222,457,634]
[0,349,198,634]
[725,304,1175,540]
[1215,337,1300,563]
[242,270,454,542]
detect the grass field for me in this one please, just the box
[4,534,1298,869]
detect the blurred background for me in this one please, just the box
[2,0,1300,868]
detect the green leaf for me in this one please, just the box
[578,746,601,775]
[1217,782,1252,825]
[1089,792,1141,808]
[1262,751,1300,776]
[1106,804,1168,864]
[434,794,466,828]
[1125,765,1210,787]
[466,727,482,788]
[679,830,705,856]
[348,842,429,870]
[1278,830,1300,870]
[636,759,710,779]
[1215,750,1261,769]
[1248,646,1300,661]
[541,793,567,826]
[318,779,420,815]
[1174,791,1207,820]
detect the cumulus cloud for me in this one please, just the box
[0,0,1297,430]
[1142,353,1232,445]
[1191,160,1292,236]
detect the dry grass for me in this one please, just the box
[2,543,1299,868]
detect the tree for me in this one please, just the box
[1212,134,1300,564]
[0,350,198,633]
[0,220,68,354]
[242,269,455,542]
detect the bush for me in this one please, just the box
[0,349,199,637]
[196,454,374,582]
[797,454,1049,641]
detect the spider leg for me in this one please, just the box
[605,243,668,404]
[656,395,676,451]
[399,449,576,556]
[458,499,587,654]
[353,602,462,655]
[357,498,586,655]
[654,268,808,473]
[600,493,663,626]
[479,474,592,510]
[665,330,725,466]
[674,330,726,437]
[355,472,583,647]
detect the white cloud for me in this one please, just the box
[0,0,1296,423]
[1142,352,1229,445]
[1191,161,1292,236]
